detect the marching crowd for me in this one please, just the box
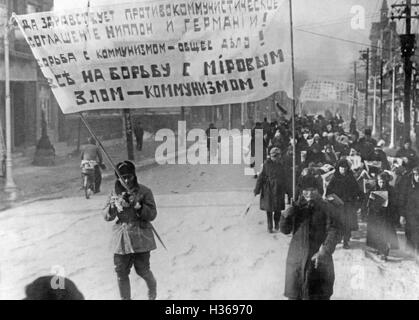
[252,113,419,300]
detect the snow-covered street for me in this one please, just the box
[2,156,419,300]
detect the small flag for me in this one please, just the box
[276,103,288,115]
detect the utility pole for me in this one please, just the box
[391,0,419,141]
[360,49,370,129]
[4,15,17,200]
[372,76,377,136]
[352,61,357,120]
[390,61,397,149]
[380,58,384,138]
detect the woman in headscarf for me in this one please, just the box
[366,172,399,260]
[326,159,362,249]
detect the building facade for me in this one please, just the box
[0,0,62,152]
[368,0,405,143]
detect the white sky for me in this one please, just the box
[52,0,405,81]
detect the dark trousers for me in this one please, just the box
[266,212,281,231]
[94,166,101,193]
[136,136,143,151]
[342,228,351,245]
[114,252,156,300]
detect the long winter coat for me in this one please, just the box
[366,185,399,252]
[254,159,289,212]
[103,181,157,255]
[280,198,341,300]
[397,174,419,250]
[326,171,362,232]
[396,148,418,170]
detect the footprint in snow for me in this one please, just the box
[204,226,214,232]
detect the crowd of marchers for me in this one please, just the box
[251,113,419,300]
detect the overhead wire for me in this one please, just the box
[295,12,381,29]
[294,28,406,58]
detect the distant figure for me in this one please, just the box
[206,123,220,160]
[81,137,104,193]
[250,122,266,177]
[23,276,84,300]
[349,117,357,134]
[396,139,418,171]
[370,141,390,171]
[262,117,270,133]
[134,121,144,151]
[358,128,377,161]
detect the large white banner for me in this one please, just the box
[15,0,292,114]
[300,80,355,106]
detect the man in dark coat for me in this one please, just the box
[280,175,341,300]
[254,147,290,233]
[103,161,158,300]
[80,137,104,193]
[398,167,419,256]
[370,142,390,171]
[349,117,357,134]
[304,143,326,168]
[326,159,362,249]
[349,131,361,154]
[358,128,377,161]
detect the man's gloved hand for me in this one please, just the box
[281,203,294,219]
[110,195,124,213]
[311,246,328,269]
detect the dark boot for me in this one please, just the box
[142,270,157,300]
[266,212,273,233]
[343,229,351,249]
[274,212,280,231]
[117,276,131,300]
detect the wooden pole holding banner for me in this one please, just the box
[3,14,17,200]
[79,113,167,251]
[289,0,297,202]
[123,108,135,161]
